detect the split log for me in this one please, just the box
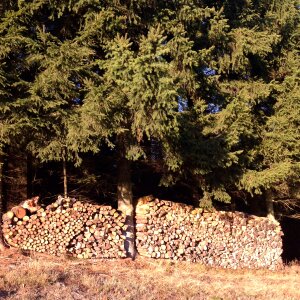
[11,207,26,219]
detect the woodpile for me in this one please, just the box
[136,196,283,269]
[2,197,127,258]
[2,195,284,269]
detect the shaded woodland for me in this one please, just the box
[0,1,299,259]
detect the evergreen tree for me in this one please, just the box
[68,1,233,256]
[0,1,95,197]
[73,28,181,257]
[239,0,300,218]
[139,0,300,218]
[0,0,13,250]
[0,0,299,249]
[25,31,94,197]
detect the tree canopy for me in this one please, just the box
[0,0,299,219]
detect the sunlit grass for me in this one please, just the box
[0,250,299,300]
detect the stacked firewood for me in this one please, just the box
[2,195,284,268]
[136,196,283,269]
[2,197,127,258]
[68,205,127,259]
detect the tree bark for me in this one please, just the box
[5,148,27,204]
[248,196,265,217]
[266,189,275,221]
[27,154,33,198]
[117,137,136,259]
[63,155,68,198]
[0,154,6,250]
[0,0,8,250]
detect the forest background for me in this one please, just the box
[0,0,299,257]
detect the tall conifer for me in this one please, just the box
[0,1,299,241]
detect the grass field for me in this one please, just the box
[0,249,299,300]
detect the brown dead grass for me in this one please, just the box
[0,249,299,300]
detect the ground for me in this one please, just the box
[0,248,299,300]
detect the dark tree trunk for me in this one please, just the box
[117,136,136,259]
[265,189,275,221]
[0,19,7,253]
[5,148,27,206]
[0,154,6,250]
[117,157,133,214]
[27,154,33,198]
[0,2,6,17]
[63,155,68,198]
[248,196,265,217]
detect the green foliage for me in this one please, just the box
[0,0,299,213]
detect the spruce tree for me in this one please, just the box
[25,32,94,197]
[0,0,13,250]
[0,1,95,197]
[0,0,299,241]
[68,0,300,229]
[142,0,300,218]
[67,1,234,256]
[239,0,300,218]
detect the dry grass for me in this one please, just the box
[0,249,299,300]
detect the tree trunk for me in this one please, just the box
[0,154,6,250]
[0,6,7,245]
[63,155,68,198]
[0,2,6,17]
[117,138,136,259]
[249,196,265,217]
[5,148,28,205]
[27,154,33,198]
[266,189,276,221]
